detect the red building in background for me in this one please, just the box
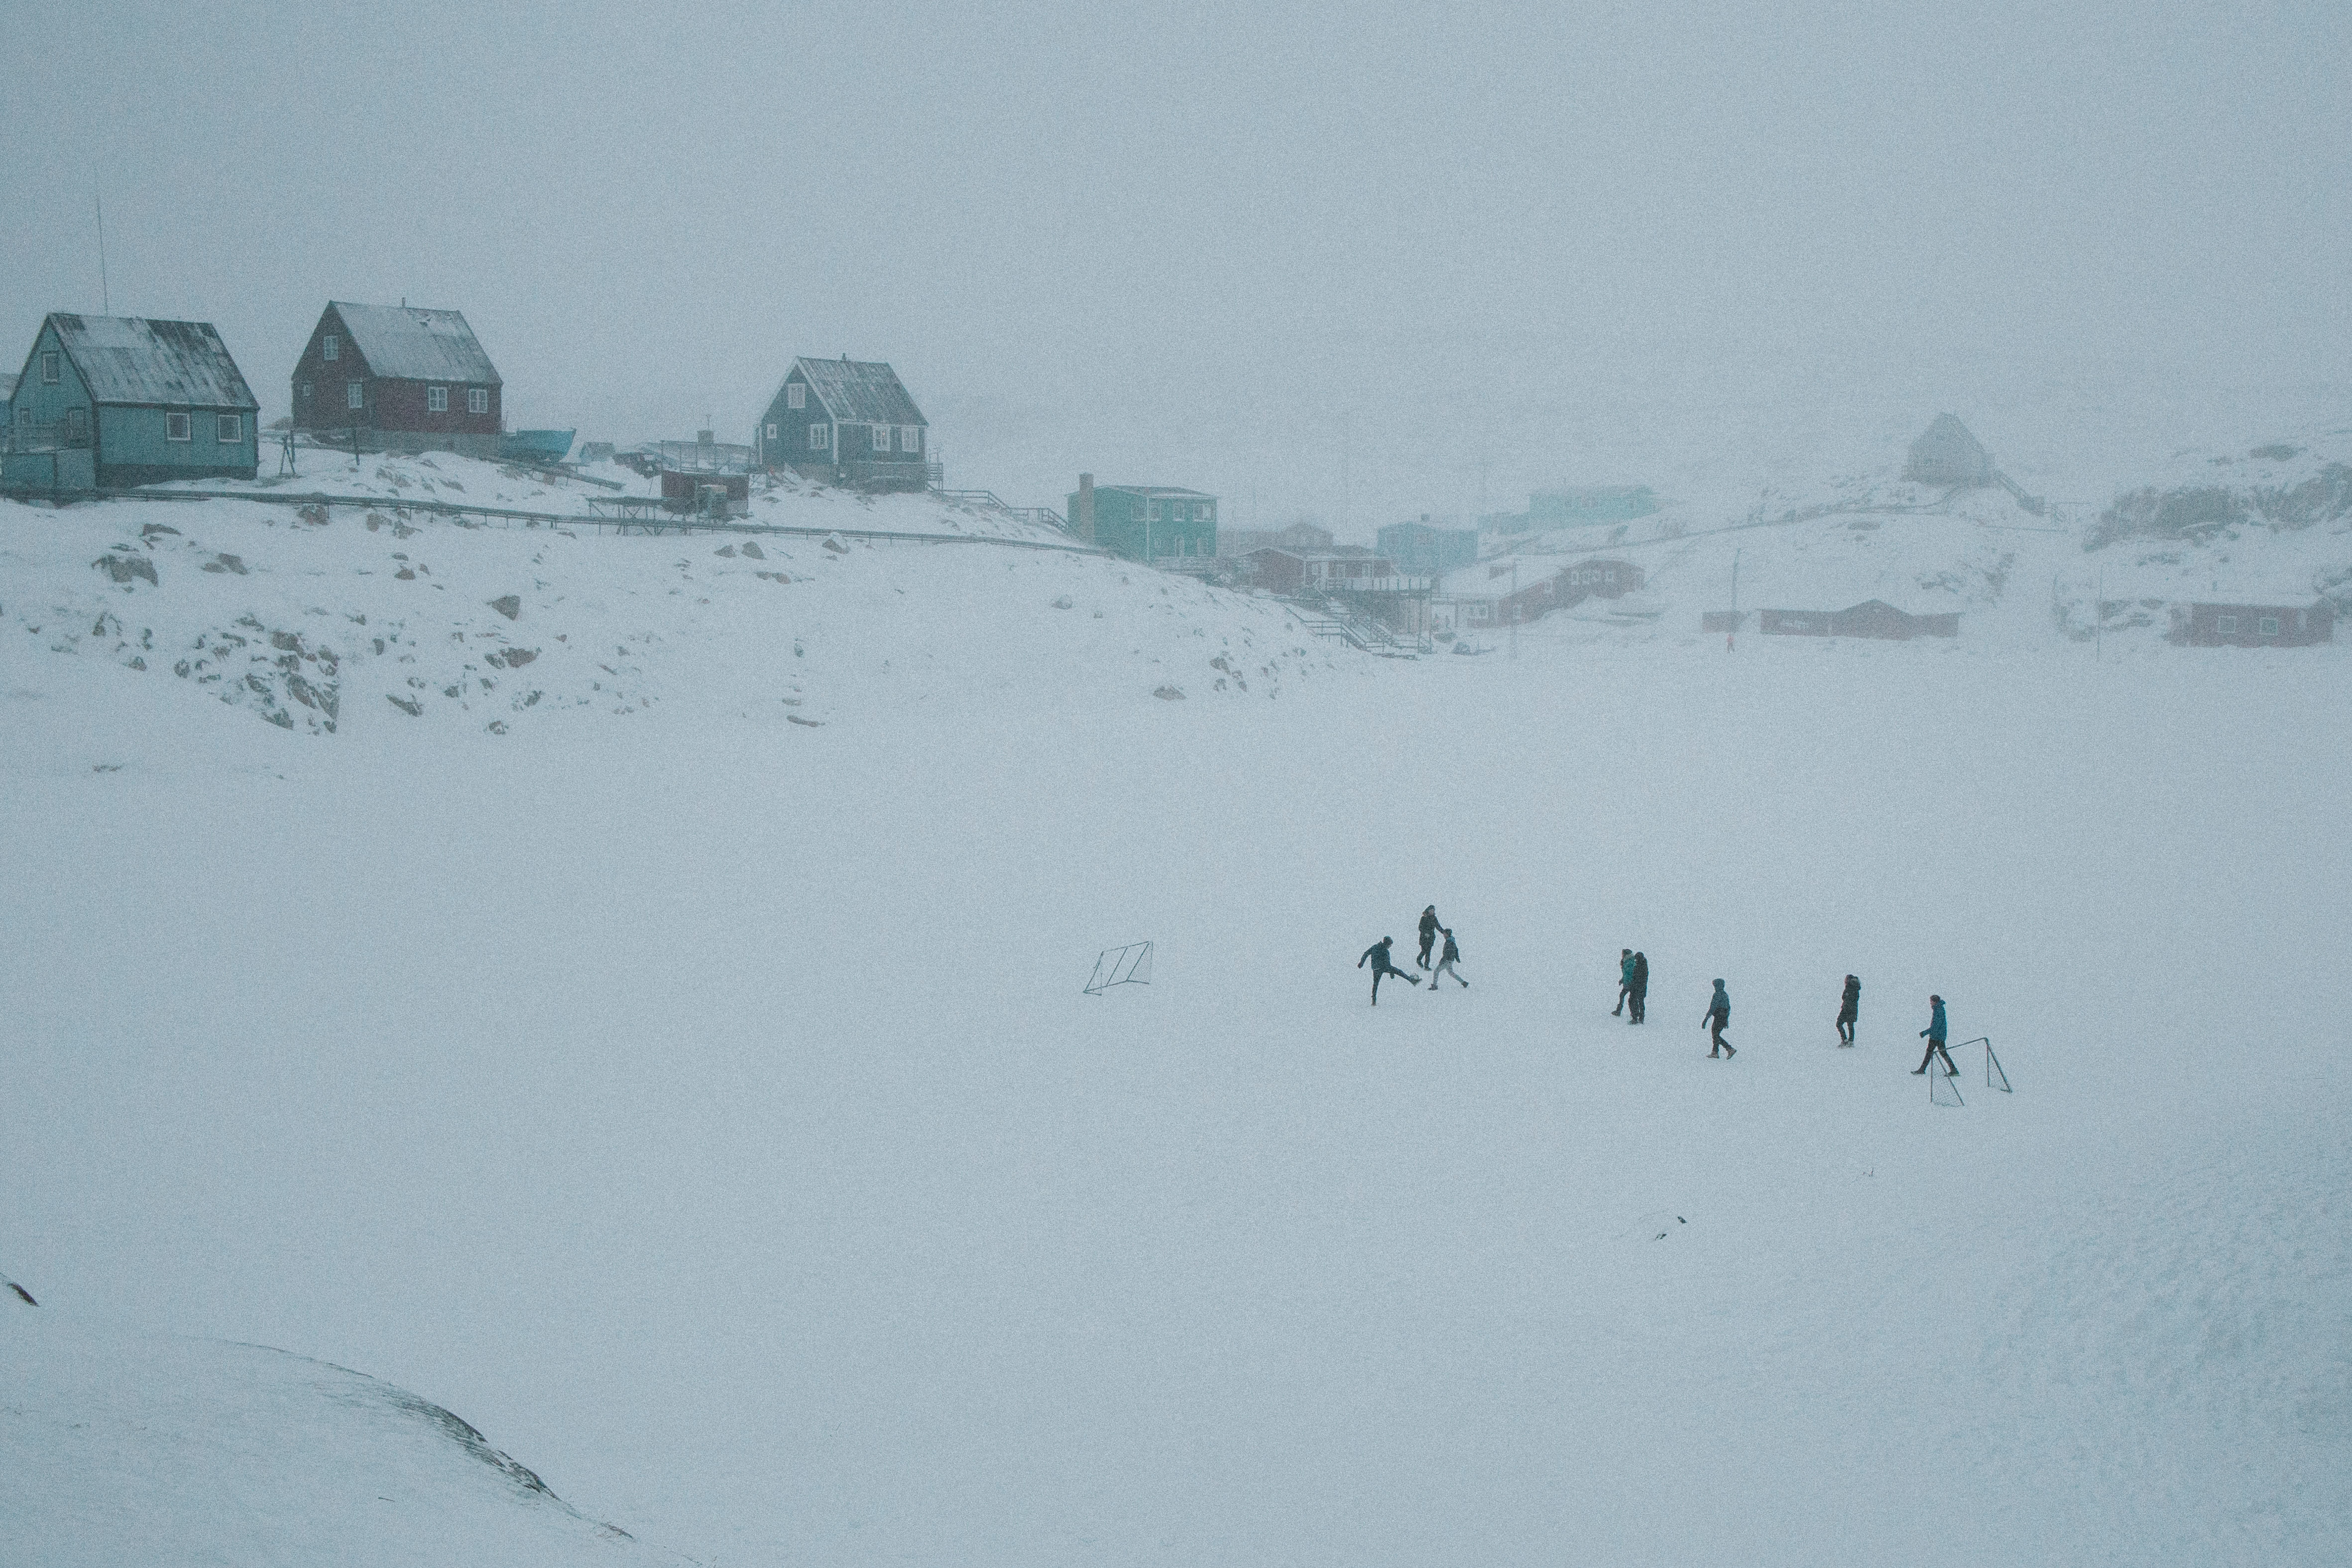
[291,302,503,458]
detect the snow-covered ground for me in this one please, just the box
[4,448,2350,1566]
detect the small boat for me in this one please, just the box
[499,429,576,466]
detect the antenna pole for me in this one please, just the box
[1729,548,1740,651]
[95,192,110,314]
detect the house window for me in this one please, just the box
[900,425,920,452]
[427,386,449,412]
[217,413,242,443]
[766,423,779,441]
[166,411,192,442]
[41,351,60,384]
[869,424,889,452]
[2215,615,2237,635]
[1146,500,1162,521]
[323,334,339,361]
[299,380,312,400]
[810,423,828,450]
[468,388,489,414]
[2259,616,2281,636]
[67,406,87,441]
[787,383,805,410]
[348,381,365,410]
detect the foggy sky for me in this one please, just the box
[3,0,2345,535]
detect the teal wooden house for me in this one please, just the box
[1067,477,1217,562]
[4,314,259,491]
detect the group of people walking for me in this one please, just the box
[1353,919,1964,1077]
[1356,906,1470,1004]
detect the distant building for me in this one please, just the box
[1068,479,1218,562]
[1758,601,1959,640]
[1434,556,1644,629]
[755,358,931,491]
[1377,516,1479,578]
[1241,546,1411,595]
[291,302,504,458]
[2168,602,2333,647]
[4,313,258,490]
[1484,486,1660,534]
[1904,414,1996,486]
[1219,520,1334,557]
[0,372,14,441]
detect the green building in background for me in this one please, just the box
[1068,478,1217,562]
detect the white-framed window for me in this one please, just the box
[165,411,193,442]
[427,385,449,412]
[299,380,312,400]
[41,351,60,384]
[216,413,242,443]
[468,388,489,414]
[322,334,339,361]
[348,381,365,410]
[2259,616,2281,636]
[864,424,884,452]
[786,382,805,410]
[2216,615,2237,635]
[900,425,920,452]
[766,423,779,441]
[810,423,828,450]
[1146,500,1162,521]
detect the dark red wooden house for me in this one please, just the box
[2168,602,2334,647]
[291,302,503,459]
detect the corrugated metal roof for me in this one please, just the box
[332,302,502,384]
[1098,485,1213,499]
[48,315,257,409]
[792,358,925,425]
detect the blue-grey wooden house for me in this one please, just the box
[1377,516,1479,578]
[754,357,931,490]
[1067,480,1218,562]
[5,314,258,491]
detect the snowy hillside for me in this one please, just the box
[0,1290,671,1568]
[0,453,1353,744]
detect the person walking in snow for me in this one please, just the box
[1912,994,1956,1075]
[1702,979,1735,1058]
[1430,928,1469,989]
[1359,936,1420,1005]
[1628,952,1649,1023]
[1837,974,1862,1046]
[1613,949,1635,1015]
[1416,906,1441,970]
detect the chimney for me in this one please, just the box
[1077,474,1096,544]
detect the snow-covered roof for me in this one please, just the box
[1098,485,1214,500]
[330,302,501,385]
[791,358,925,426]
[45,315,257,409]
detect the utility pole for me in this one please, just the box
[94,192,110,315]
[1729,548,1740,652]
[1509,558,1520,661]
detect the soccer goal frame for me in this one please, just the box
[1084,941,1153,995]
[1956,1037,2011,1092]
[1929,1063,1965,1107]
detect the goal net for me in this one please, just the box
[1084,941,1154,995]
[1929,1063,1965,1108]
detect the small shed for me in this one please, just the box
[5,314,258,490]
[1904,414,1995,486]
[756,358,930,490]
[660,470,750,517]
[291,302,504,458]
[2168,603,2333,647]
[1759,601,1959,640]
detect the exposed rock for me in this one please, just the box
[740,541,765,559]
[714,545,736,557]
[1154,685,1185,700]
[822,535,849,554]
[94,553,158,587]
[1054,596,1074,609]
[139,523,180,540]
[787,714,824,727]
[488,595,522,620]
[387,694,423,716]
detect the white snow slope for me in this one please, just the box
[3,452,2350,1566]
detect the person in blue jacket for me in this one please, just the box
[1358,936,1420,1005]
[1614,949,1635,1015]
[1837,974,1861,1046]
[1702,979,1735,1058]
[1912,994,1955,1075]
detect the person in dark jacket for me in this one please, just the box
[1912,994,1955,1074]
[1359,936,1419,1005]
[1613,949,1635,1015]
[1837,974,1861,1046]
[1416,906,1441,969]
[1628,952,1649,1023]
[1702,979,1734,1057]
[1430,928,1468,988]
